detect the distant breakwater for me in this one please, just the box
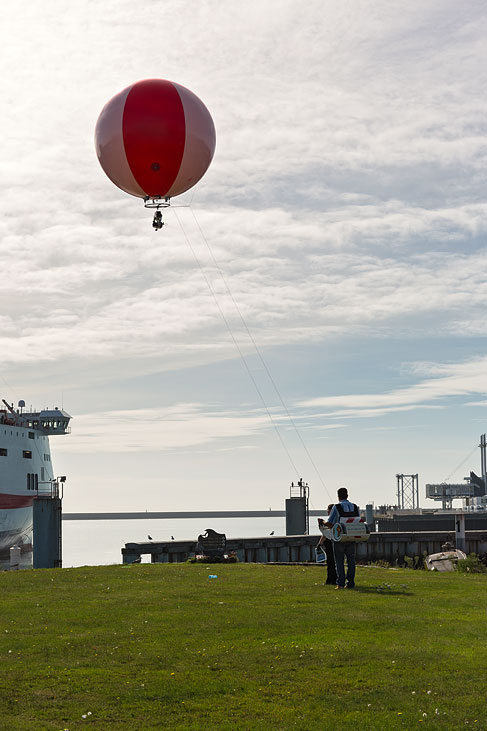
[62,510,328,521]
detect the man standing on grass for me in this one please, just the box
[316,504,338,585]
[324,487,359,590]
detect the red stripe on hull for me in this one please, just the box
[122,79,185,197]
[0,494,33,509]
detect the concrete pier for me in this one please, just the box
[65,509,327,521]
[122,530,487,565]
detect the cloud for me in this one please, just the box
[0,1,485,377]
[0,199,485,370]
[54,398,351,454]
[55,354,486,456]
[298,357,487,417]
[55,403,271,453]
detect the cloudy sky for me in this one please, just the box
[1,0,486,512]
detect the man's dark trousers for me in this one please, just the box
[324,538,337,584]
[333,542,356,588]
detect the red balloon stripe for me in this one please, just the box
[122,79,186,198]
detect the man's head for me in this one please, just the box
[337,487,348,501]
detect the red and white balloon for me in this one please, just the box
[95,79,216,200]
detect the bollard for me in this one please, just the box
[455,513,466,553]
[10,545,21,570]
[365,504,374,526]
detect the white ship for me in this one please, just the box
[0,399,71,557]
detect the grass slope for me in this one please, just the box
[1,564,486,730]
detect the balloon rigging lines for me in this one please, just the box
[172,208,300,478]
[442,443,479,484]
[173,207,331,503]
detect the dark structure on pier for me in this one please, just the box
[285,479,309,535]
[33,477,65,569]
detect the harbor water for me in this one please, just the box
[62,516,291,567]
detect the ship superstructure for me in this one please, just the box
[0,399,71,556]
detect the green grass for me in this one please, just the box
[1,563,487,730]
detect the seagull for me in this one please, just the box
[270,531,274,535]
[148,534,153,541]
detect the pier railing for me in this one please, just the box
[35,480,61,499]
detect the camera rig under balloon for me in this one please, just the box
[144,196,171,230]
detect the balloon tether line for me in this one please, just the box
[173,207,331,504]
[188,206,331,505]
[173,207,302,480]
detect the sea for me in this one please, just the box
[63,516,289,567]
[1,515,324,570]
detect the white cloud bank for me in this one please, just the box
[56,403,272,454]
[0,1,486,374]
[299,357,487,418]
[55,356,487,454]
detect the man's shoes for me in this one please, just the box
[345,584,355,589]
[335,585,344,590]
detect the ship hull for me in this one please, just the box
[0,503,33,556]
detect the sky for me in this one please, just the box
[0,0,486,513]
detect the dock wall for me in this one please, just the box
[122,530,487,565]
[64,510,327,521]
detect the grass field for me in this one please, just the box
[1,563,487,730]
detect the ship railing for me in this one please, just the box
[289,483,309,499]
[36,480,62,499]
